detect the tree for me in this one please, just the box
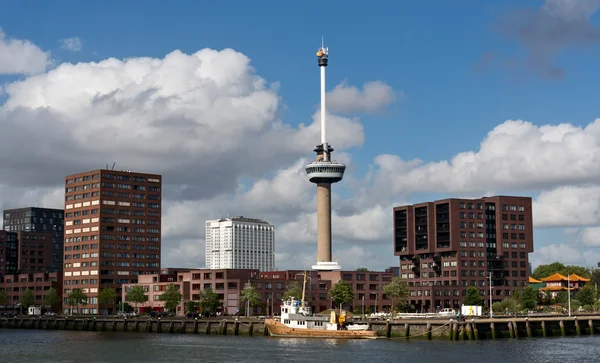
[67,288,88,314]
[160,284,183,313]
[556,290,568,304]
[186,300,199,313]
[521,286,538,310]
[20,289,35,309]
[355,267,369,272]
[282,281,302,300]
[329,280,354,308]
[383,277,409,312]
[532,262,590,279]
[98,288,117,315]
[463,286,483,306]
[576,285,596,306]
[43,288,61,311]
[199,288,221,313]
[240,284,260,316]
[125,285,148,313]
[0,290,7,306]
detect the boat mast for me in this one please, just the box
[300,270,308,309]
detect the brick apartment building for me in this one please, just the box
[393,196,534,312]
[0,272,62,311]
[0,230,54,275]
[3,207,65,271]
[122,268,394,316]
[0,230,62,312]
[63,169,162,315]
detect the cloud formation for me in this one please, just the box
[2,31,600,271]
[327,81,397,114]
[60,37,83,52]
[499,0,600,78]
[0,27,50,75]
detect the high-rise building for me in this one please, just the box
[0,230,53,276]
[3,207,64,271]
[205,217,274,271]
[393,196,534,312]
[62,169,162,315]
[0,231,18,276]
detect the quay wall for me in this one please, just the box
[2,316,600,340]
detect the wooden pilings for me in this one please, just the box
[2,316,600,341]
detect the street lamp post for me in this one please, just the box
[568,274,571,317]
[362,295,365,320]
[488,273,493,318]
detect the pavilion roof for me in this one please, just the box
[540,273,568,282]
[567,274,590,282]
[529,276,543,284]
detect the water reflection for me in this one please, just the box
[1,329,600,363]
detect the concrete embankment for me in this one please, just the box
[2,315,600,340]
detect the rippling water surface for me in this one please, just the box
[1,329,599,363]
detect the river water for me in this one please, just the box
[0,329,598,362]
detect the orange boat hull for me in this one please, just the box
[264,319,378,339]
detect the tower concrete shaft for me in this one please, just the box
[316,183,332,263]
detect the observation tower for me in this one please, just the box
[305,40,346,271]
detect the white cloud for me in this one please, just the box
[373,119,600,196]
[327,81,397,114]
[531,243,600,268]
[533,186,600,228]
[60,37,83,52]
[0,27,50,75]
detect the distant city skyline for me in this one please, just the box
[1,0,600,270]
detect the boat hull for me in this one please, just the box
[264,319,378,339]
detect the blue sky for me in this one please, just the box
[2,0,600,269]
[5,0,599,166]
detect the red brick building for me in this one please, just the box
[393,196,534,312]
[63,169,162,315]
[0,272,62,312]
[120,268,395,316]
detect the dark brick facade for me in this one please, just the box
[393,196,534,311]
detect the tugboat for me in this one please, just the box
[264,273,377,339]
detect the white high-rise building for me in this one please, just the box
[205,216,275,271]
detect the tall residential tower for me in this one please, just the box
[305,40,346,271]
[205,217,274,271]
[62,169,162,315]
[393,196,534,312]
[3,207,64,271]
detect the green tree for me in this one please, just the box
[329,280,354,308]
[355,267,369,272]
[0,290,7,305]
[240,284,260,316]
[532,262,591,279]
[98,288,117,315]
[556,290,568,304]
[282,281,302,300]
[125,285,148,312]
[42,288,61,311]
[67,288,88,314]
[383,277,409,312]
[160,284,183,313]
[199,288,221,313]
[20,289,35,309]
[576,285,596,306]
[463,286,483,306]
[186,300,199,313]
[521,286,538,310]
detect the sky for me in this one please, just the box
[2,0,600,270]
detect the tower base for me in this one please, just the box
[312,261,342,271]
